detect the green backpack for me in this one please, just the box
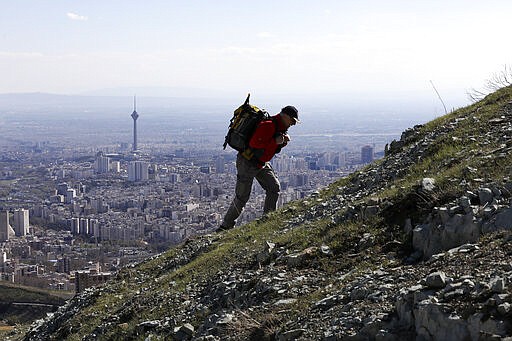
[223,94,270,154]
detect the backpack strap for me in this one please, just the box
[241,116,274,163]
[271,116,281,134]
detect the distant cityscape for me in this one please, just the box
[0,97,423,293]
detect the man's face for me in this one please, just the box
[283,114,297,128]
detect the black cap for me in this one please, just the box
[281,105,300,123]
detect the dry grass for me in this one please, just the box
[223,309,283,341]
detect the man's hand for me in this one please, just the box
[275,133,291,145]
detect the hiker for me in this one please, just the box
[219,105,300,231]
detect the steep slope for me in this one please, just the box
[24,87,512,340]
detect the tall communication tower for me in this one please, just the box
[131,96,139,151]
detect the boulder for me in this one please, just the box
[413,212,480,259]
[415,300,470,341]
[490,277,507,293]
[425,271,447,289]
[174,323,195,341]
[479,188,494,205]
[421,178,436,192]
[256,241,276,264]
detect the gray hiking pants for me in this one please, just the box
[222,153,280,228]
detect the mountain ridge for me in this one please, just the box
[22,86,512,340]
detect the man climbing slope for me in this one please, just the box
[219,105,300,231]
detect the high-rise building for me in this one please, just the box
[56,257,71,274]
[110,161,121,173]
[70,217,80,235]
[169,173,180,184]
[148,164,158,180]
[131,96,139,151]
[334,152,346,167]
[215,156,225,173]
[57,182,69,196]
[0,250,7,266]
[290,174,309,187]
[361,145,374,164]
[66,188,76,204]
[89,219,100,237]
[95,153,111,174]
[13,209,29,237]
[128,161,149,182]
[0,211,15,242]
[79,218,89,236]
[75,269,112,293]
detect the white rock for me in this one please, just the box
[421,178,436,191]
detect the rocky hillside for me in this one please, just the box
[23,87,512,340]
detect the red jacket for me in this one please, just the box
[249,114,287,164]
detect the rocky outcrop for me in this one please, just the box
[392,249,512,341]
[411,181,512,259]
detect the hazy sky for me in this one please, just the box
[2,0,512,108]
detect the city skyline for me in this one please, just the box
[0,115,365,293]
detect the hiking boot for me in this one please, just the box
[256,214,270,224]
[215,225,232,233]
